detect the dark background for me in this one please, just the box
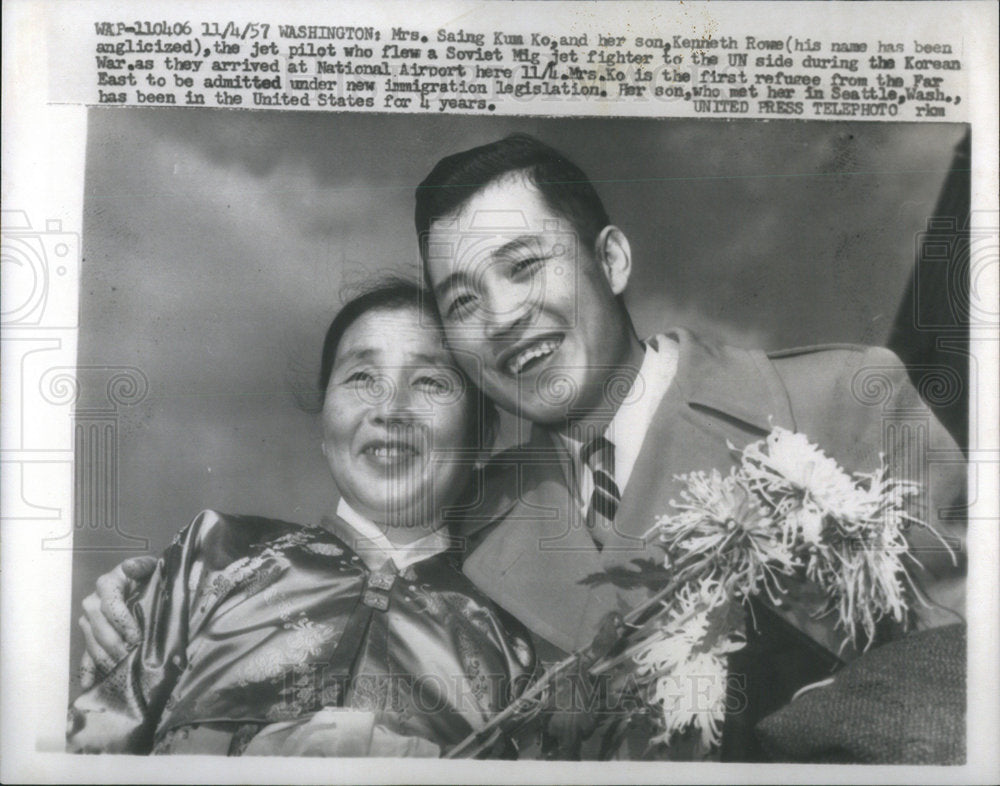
[70,109,968,689]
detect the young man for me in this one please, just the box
[81,134,967,760]
[416,134,964,648]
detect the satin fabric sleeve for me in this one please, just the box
[67,511,226,753]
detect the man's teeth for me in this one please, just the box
[507,339,560,374]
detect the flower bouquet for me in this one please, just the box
[445,427,953,759]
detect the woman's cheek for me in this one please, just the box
[432,409,472,454]
[326,392,361,436]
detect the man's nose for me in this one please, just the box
[482,279,536,342]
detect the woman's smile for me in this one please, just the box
[360,435,422,467]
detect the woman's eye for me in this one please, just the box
[414,375,450,392]
[342,370,373,386]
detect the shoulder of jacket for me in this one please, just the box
[768,342,881,359]
[191,508,307,532]
[184,509,314,554]
[766,343,906,372]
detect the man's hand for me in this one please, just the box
[542,664,598,759]
[78,555,157,689]
[541,612,626,759]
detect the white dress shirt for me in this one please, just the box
[334,498,451,572]
[555,334,679,515]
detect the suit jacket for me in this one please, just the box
[457,328,967,757]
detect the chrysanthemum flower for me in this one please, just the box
[601,427,944,753]
[631,583,745,752]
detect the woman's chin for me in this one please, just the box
[355,489,432,524]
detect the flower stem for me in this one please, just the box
[444,555,704,758]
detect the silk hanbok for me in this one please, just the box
[68,509,536,756]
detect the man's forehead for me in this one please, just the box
[426,234,550,301]
[426,199,573,288]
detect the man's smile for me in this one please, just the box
[499,333,565,376]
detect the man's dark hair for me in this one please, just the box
[318,277,499,450]
[414,133,611,260]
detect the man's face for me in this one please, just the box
[425,174,634,426]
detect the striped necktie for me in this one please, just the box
[580,434,620,547]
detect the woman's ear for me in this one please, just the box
[593,225,633,296]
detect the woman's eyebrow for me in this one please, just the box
[338,348,449,368]
[335,347,377,366]
[408,352,452,367]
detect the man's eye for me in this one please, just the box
[510,256,544,276]
[447,293,477,319]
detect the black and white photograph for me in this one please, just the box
[66,112,972,759]
[2,1,998,783]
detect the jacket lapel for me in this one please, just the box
[461,433,624,653]
[600,329,795,571]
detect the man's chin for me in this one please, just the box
[517,402,574,428]
[484,382,582,426]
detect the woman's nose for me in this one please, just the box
[370,378,416,423]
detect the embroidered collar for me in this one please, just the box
[329,499,451,572]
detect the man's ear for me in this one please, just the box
[593,226,632,296]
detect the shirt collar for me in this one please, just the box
[334,498,450,572]
[607,334,678,492]
[553,335,678,498]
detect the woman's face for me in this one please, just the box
[321,305,478,536]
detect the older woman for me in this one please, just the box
[68,281,535,756]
